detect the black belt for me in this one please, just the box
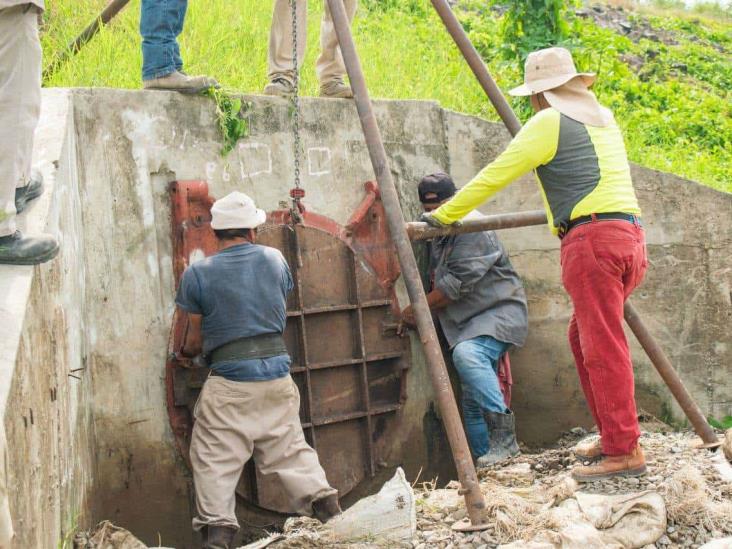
[558,212,642,239]
[208,333,288,365]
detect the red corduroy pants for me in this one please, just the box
[560,219,647,456]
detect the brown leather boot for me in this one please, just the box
[571,444,647,482]
[312,493,342,523]
[573,436,603,461]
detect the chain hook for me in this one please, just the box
[289,0,304,225]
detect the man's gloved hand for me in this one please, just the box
[419,212,461,228]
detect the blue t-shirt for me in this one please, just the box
[175,243,294,381]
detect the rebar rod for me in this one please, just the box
[327,0,488,526]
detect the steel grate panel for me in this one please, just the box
[167,189,409,517]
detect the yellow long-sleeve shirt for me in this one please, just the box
[432,107,641,235]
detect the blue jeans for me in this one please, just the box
[140,0,187,81]
[451,335,510,458]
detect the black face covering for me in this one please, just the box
[418,172,457,204]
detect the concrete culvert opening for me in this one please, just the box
[2,89,731,548]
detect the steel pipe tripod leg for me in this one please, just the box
[326,0,489,528]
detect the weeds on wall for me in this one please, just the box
[204,88,252,157]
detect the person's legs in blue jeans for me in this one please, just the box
[451,336,509,458]
[172,0,185,72]
[140,0,188,81]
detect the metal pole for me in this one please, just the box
[43,0,132,81]
[623,303,719,445]
[326,0,488,527]
[407,210,547,240]
[429,0,522,137]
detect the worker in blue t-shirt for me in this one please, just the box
[175,192,340,549]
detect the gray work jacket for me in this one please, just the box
[0,1,43,11]
[430,214,528,349]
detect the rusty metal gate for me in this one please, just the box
[166,180,410,515]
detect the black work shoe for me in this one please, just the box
[0,231,59,265]
[15,175,44,214]
[201,525,237,549]
[476,410,521,468]
[312,493,342,523]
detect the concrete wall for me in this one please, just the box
[0,88,729,547]
[1,90,95,549]
[68,89,452,547]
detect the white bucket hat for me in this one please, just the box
[210,191,266,230]
[509,47,611,127]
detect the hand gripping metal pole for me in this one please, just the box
[326,0,489,529]
[427,0,719,447]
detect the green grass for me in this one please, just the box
[42,0,731,191]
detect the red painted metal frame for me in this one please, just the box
[165,179,403,468]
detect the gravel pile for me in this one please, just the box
[410,427,732,549]
[266,426,732,549]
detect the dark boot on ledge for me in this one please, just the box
[15,174,44,214]
[0,231,59,265]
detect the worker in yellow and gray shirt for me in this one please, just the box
[424,47,649,482]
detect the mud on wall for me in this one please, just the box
[2,88,730,548]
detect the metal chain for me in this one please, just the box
[289,0,304,224]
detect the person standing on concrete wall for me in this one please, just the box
[423,47,648,482]
[265,0,357,98]
[0,0,59,265]
[400,173,529,468]
[175,192,341,549]
[140,0,218,93]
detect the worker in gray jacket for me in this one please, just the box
[0,0,59,265]
[176,192,340,549]
[400,173,529,468]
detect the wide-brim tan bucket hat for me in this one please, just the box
[508,47,596,96]
[509,47,612,127]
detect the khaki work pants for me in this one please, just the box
[190,375,336,530]
[0,4,41,237]
[267,0,358,86]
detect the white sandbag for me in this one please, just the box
[576,491,666,548]
[700,539,732,549]
[498,490,666,549]
[723,429,732,463]
[324,467,416,543]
